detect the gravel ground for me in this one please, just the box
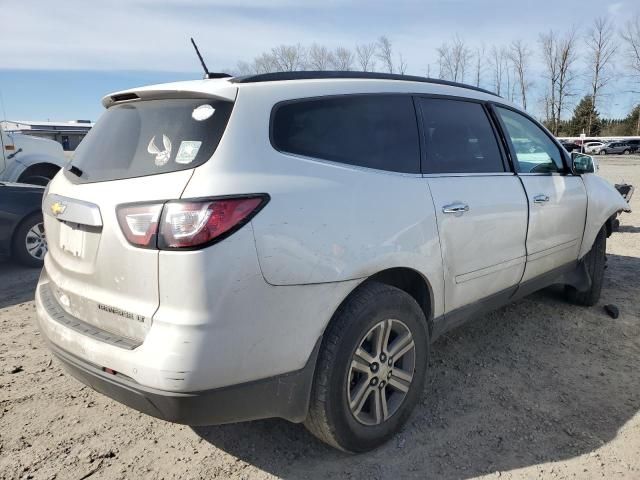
[1,157,639,480]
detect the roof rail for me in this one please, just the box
[230,71,498,96]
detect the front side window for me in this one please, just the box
[271,95,420,173]
[417,98,505,174]
[496,107,564,174]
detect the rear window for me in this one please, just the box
[271,95,420,173]
[66,98,233,183]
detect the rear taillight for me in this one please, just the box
[116,195,268,250]
[116,203,163,248]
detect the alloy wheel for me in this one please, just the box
[347,318,416,426]
[25,222,47,260]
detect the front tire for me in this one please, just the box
[304,282,429,452]
[565,227,606,306]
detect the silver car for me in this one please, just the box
[593,141,632,155]
[35,72,630,452]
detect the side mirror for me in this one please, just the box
[572,152,596,174]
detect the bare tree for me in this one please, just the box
[376,36,394,73]
[508,40,531,109]
[271,44,307,71]
[355,43,377,71]
[437,43,452,79]
[585,17,617,135]
[540,31,561,133]
[541,92,553,125]
[621,14,640,135]
[241,52,278,74]
[474,44,486,87]
[308,44,334,70]
[437,35,472,82]
[621,14,640,77]
[506,65,518,102]
[556,28,579,133]
[236,61,253,75]
[397,53,408,74]
[489,45,508,96]
[331,47,354,71]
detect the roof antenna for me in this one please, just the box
[190,38,231,79]
[191,37,210,79]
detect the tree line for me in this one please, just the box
[234,15,640,136]
[236,36,406,76]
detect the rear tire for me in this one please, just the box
[623,149,630,155]
[565,227,606,307]
[599,150,606,155]
[304,282,429,452]
[12,213,47,268]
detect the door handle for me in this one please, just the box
[442,202,470,214]
[533,194,550,204]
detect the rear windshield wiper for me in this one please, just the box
[67,165,84,177]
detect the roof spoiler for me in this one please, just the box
[102,82,238,108]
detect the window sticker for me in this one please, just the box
[147,134,172,166]
[192,104,215,121]
[175,141,202,164]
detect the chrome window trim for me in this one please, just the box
[517,172,565,177]
[422,172,516,178]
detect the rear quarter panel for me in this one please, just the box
[181,83,446,318]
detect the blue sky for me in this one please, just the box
[1,0,638,121]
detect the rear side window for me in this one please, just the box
[271,95,420,173]
[417,98,504,174]
[67,98,234,183]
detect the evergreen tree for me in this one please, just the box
[567,96,601,136]
[622,104,640,136]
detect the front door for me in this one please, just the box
[416,97,528,313]
[494,106,587,282]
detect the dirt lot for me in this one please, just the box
[1,157,639,480]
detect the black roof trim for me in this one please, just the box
[205,72,232,79]
[230,71,498,96]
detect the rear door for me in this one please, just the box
[417,97,528,313]
[42,96,234,343]
[493,106,587,282]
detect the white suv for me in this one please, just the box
[35,72,629,452]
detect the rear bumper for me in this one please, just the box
[47,335,320,425]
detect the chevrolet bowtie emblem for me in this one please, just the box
[50,201,67,216]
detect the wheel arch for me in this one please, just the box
[326,267,435,338]
[17,162,61,183]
